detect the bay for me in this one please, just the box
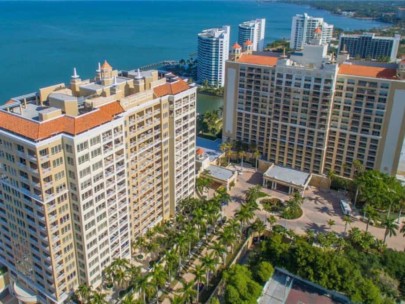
[0,1,384,103]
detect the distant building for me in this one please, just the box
[339,33,401,62]
[397,7,405,20]
[290,13,333,49]
[238,19,266,52]
[197,25,230,87]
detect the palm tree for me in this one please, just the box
[180,279,197,304]
[400,222,405,237]
[151,264,168,293]
[121,293,134,304]
[220,226,237,254]
[364,204,379,232]
[195,176,211,197]
[89,292,108,304]
[215,186,230,205]
[343,215,352,234]
[267,215,277,231]
[201,252,218,285]
[220,141,233,164]
[235,204,255,234]
[184,224,198,255]
[133,236,147,254]
[165,250,179,280]
[134,274,152,304]
[238,150,246,168]
[245,185,262,204]
[76,283,93,303]
[192,264,205,302]
[383,217,399,244]
[209,241,227,266]
[171,294,186,304]
[252,218,266,240]
[252,149,261,169]
[327,219,336,230]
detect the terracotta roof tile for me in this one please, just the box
[0,101,124,141]
[232,42,242,49]
[101,60,112,70]
[244,40,253,46]
[196,148,204,155]
[237,54,279,66]
[153,79,190,98]
[338,64,398,79]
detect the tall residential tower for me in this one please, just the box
[238,19,266,52]
[290,13,333,50]
[197,25,230,87]
[223,38,405,179]
[0,63,196,303]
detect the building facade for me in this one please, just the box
[290,13,333,50]
[0,63,196,303]
[197,26,230,87]
[338,33,400,62]
[238,19,266,52]
[223,41,405,179]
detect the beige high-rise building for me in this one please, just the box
[0,62,196,303]
[223,37,405,179]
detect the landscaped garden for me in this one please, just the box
[72,185,267,304]
[259,191,304,220]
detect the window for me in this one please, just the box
[77,142,89,153]
[51,145,62,155]
[78,154,89,165]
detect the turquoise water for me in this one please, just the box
[0,1,384,103]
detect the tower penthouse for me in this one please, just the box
[0,62,196,303]
[224,39,405,179]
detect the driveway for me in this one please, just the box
[222,167,405,251]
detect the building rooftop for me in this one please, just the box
[259,268,350,304]
[264,165,311,187]
[153,79,190,97]
[237,54,279,66]
[0,62,191,141]
[338,63,398,79]
[204,165,235,182]
[0,102,124,141]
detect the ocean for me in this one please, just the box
[0,0,384,103]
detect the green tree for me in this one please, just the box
[401,222,405,237]
[220,141,233,163]
[267,215,277,230]
[238,150,246,168]
[209,241,227,266]
[383,217,398,244]
[180,279,197,304]
[201,252,218,284]
[89,292,108,304]
[223,265,263,304]
[151,264,167,293]
[252,149,261,169]
[364,204,379,232]
[327,219,336,230]
[192,264,205,302]
[254,261,275,284]
[76,283,93,304]
[235,204,255,234]
[343,215,352,234]
[252,218,266,240]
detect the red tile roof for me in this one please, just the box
[244,40,253,46]
[153,79,190,98]
[0,101,124,141]
[196,148,204,155]
[338,63,398,79]
[101,60,112,70]
[232,42,242,49]
[237,54,279,66]
[314,27,322,34]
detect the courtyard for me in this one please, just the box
[223,164,405,251]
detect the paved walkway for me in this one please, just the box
[223,166,405,251]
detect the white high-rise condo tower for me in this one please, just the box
[197,25,230,87]
[238,18,266,52]
[290,13,333,49]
